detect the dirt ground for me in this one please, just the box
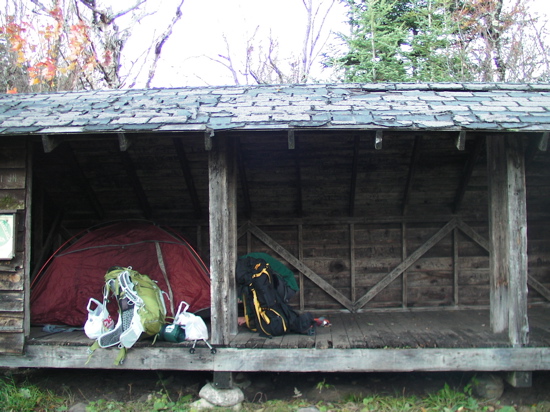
[5,368,550,409]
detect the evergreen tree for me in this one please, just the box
[331,0,461,82]
[329,0,550,83]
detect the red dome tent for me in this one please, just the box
[31,221,210,327]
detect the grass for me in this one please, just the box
[0,375,547,412]
[0,377,67,412]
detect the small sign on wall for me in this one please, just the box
[0,214,16,260]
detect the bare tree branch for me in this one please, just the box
[145,0,185,88]
[76,0,147,24]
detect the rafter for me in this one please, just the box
[402,135,422,215]
[118,133,132,151]
[375,130,383,150]
[119,150,152,219]
[41,135,62,153]
[173,137,202,219]
[455,131,466,151]
[293,134,303,218]
[349,134,360,217]
[453,135,484,214]
[236,137,251,219]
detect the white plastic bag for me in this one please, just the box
[84,298,114,339]
[174,301,209,341]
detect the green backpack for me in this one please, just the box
[86,266,167,365]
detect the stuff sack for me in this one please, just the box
[236,257,314,337]
[86,266,167,365]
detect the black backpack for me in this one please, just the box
[236,257,314,337]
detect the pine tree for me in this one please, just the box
[330,0,461,82]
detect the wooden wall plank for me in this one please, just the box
[0,268,24,290]
[0,333,24,354]
[355,219,457,310]
[0,292,24,312]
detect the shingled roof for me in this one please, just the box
[1,83,550,135]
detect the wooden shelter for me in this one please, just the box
[0,83,548,386]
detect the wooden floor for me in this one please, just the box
[28,307,550,350]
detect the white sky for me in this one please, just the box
[124,0,349,87]
[123,0,550,88]
[2,0,549,88]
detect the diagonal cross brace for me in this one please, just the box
[354,218,458,311]
[245,223,355,312]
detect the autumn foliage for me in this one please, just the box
[1,0,188,93]
[1,5,101,92]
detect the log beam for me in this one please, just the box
[209,135,238,345]
[486,135,529,346]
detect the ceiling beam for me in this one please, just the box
[41,135,62,153]
[119,150,152,219]
[455,131,466,151]
[118,133,133,151]
[294,135,303,218]
[288,130,295,150]
[173,137,202,219]
[453,135,484,214]
[538,131,549,151]
[349,134,360,217]
[401,135,422,216]
[236,137,251,219]
[375,130,383,150]
[55,143,105,219]
[525,131,548,171]
[204,129,214,151]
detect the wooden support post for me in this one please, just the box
[209,134,238,346]
[213,371,234,389]
[506,371,532,388]
[486,135,529,346]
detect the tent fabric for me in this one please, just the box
[31,221,210,327]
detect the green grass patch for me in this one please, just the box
[0,377,67,412]
[1,375,546,412]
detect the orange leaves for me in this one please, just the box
[6,88,18,94]
[1,20,29,67]
[29,60,57,82]
[49,6,63,22]
[68,21,94,64]
[1,6,99,91]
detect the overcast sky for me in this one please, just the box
[124,0,348,87]
[124,0,550,88]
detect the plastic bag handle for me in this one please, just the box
[87,298,102,313]
[175,301,190,318]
